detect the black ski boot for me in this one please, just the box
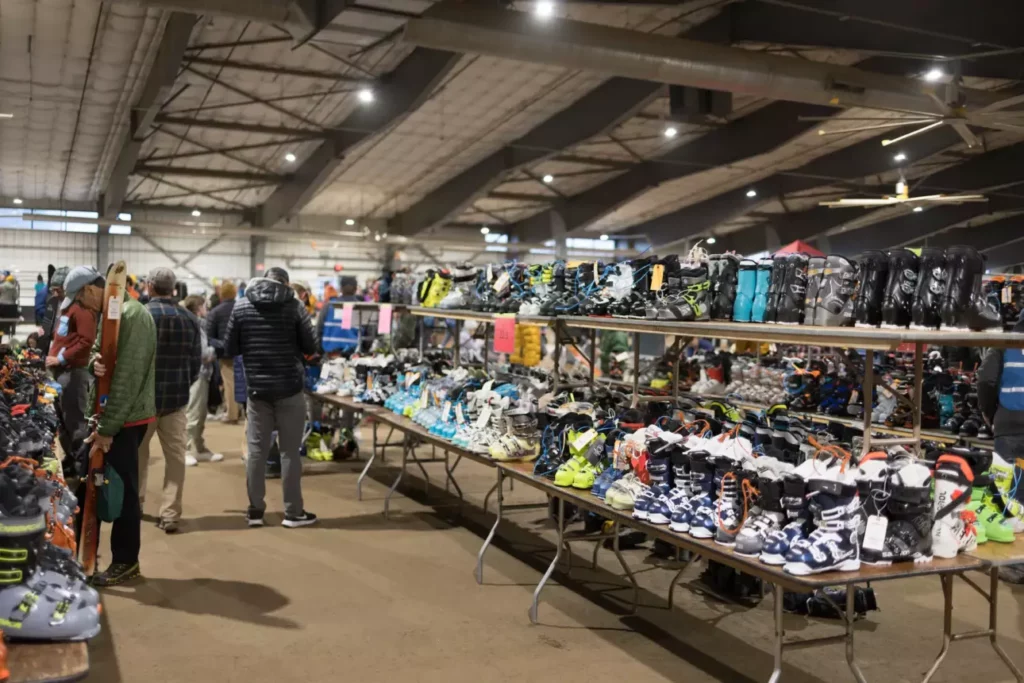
[649,262,711,321]
[814,254,856,327]
[881,248,919,328]
[804,256,826,325]
[911,246,947,329]
[709,253,740,320]
[854,250,889,327]
[776,253,809,325]
[763,254,788,323]
[941,246,1002,330]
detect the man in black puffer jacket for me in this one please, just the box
[225,267,319,529]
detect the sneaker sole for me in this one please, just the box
[282,518,317,528]
[247,519,265,527]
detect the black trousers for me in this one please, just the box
[105,424,149,566]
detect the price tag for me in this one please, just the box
[481,379,494,393]
[849,389,859,405]
[341,303,354,330]
[377,304,393,334]
[572,429,597,452]
[492,271,510,293]
[366,374,374,390]
[593,261,600,282]
[1002,286,1013,304]
[108,296,122,320]
[493,314,516,354]
[404,372,419,389]
[614,351,630,362]
[456,404,465,424]
[418,386,428,409]
[650,264,665,291]
[486,264,493,283]
[319,364,331,380]
[442,401,452,422]
[475,405,492,428]
[862,515,888,552]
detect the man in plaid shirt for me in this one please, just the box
[138,267,202,533]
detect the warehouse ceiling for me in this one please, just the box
[2,0,1024,266]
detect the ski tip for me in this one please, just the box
[106,261,128,279]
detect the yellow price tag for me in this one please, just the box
[651,264,665,291]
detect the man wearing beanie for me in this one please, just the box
[138,267,202,534]
[225,266,318,528]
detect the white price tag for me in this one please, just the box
[418,386,427,409]
[492,271,510,293]
[481,379,494,393]
[849,389,859,405]
[404,372,419,389]
[107,296,122,320]
[319,437,329,453]
[614,351,630,362]
[442,401,452,422]
[455,404,465,425]
[475,405,492,428]
[862,515,888,552]
[319,364,331,380]
[486,264,493,283]
[572,429,597,452]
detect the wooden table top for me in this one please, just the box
[968,537,1024,567]
[7,641,89,683]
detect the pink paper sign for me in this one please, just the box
[377,304,393,334]
[493,315,516,354]
[340,303,354,330]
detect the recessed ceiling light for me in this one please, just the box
[191,209,202,217]
[706,236,717,245]
[345,218,355,226]
[924,68,944,82]
[358,88,374,104]
[535,0,555,18]
[117,212,132,221]
[480,226,490,235]
[600,234,609,241]
[894,152,907,162]
[0,113,13,119]
[12,198,22,205]
[664,126,678,139]
[284,152,296,163]
[745,189,757,198]
[542,174,554,184]
[913,206,924,212]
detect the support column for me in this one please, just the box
[250,236,267,278]
[96,232,110,272]
[551,210,567,260]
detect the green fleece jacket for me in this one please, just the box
[89,295,157,436]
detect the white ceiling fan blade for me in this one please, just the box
[799,116,935,123]
[975,120,1024,134]
[819,198,899,207]
[816,120,935,136]
[976,92,1024,114]
[924,194,988,203]
[949,120,980,147]
[881,120,946,146]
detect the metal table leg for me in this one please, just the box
[987,567,1024,681]
[844,582,868,683]
[769,583,783,683]
[530,496,564,624]
[445,453,464,501]
[357,420,378,501]
[407,441,431,494]
[383,436,409,519]
[610,521,639,613]
[667,553,698,610]
[476,468,503,584]
[922,574,954,683]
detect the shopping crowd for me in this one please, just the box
[32,265,330,587]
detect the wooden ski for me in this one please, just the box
[79,261,128,576]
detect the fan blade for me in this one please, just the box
[975,92,1024,114]
[881,120,946,146]
[817,120,935,136]
[976,120,1024,134]
[950,120,980,147]
[924,194,988,203]
[819,198,899,207]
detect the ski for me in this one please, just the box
[79,261,128,577]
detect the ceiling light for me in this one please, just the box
[358,88,374,104]
[345,218,355,226]
[480,226,490,235]
[894,152,907,162]
[664,126,678,139]
[924,68,944,82]
[535,0,555,18]
[284,153,296,163]
[117,212,132,222]
[12,198,22,205]
[913,206,924,212]
[542,174,554,184]
[191,209,201,217]
[706,236,717,245]
[600,234,609,241]
[745,189,757,198]
[0,113,13,119]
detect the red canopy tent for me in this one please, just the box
[775,240,825,257]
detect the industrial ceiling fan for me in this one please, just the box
[818,177,987,208]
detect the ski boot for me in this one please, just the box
[670,450,712,533]
[814,255,856,327]
[880,248,919,328]
[763,254,789,323]
[690,456,737,539]
[862,462,934,564]
[776,253,809,325]
[649,262,710,321]
[940,246,1002,330]
[710,254,740,320]
[734,474,785,556]
[733,259,757,322]
[854,250,889,327]
[751,259,773,323]
[803,256,825,325]
[932,449,991,558]
[911,246,947,329]
[760,475,812,565]
[783,479,861,575]
[968,471,1016,544]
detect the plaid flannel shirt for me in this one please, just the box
[146,297,202,415]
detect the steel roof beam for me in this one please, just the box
[257,48,459,227]
[153,115,330,138]
[987,239,1024,270]
[101,13,198,218]
[184,57,372,83]
[136,165,287,183]
[927,215,1024,251]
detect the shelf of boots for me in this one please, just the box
[5,641,89,683]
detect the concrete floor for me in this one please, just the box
[85,421,1024,683]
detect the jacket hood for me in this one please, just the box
[246,278,294,307]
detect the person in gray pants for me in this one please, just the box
[224,267,319,528]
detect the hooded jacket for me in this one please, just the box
[978,316,1024,438]
[205,298,235,358]
[224,278,318,401]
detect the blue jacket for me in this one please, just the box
[34,285,47,320]
[978,317,1024,437]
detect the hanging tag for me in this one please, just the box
[366,374,374,390]
[319,364,331,380]
[481,379,494,393]
[341,303,354,330]
[404,372,419,389]
[492,271,510,292]
[849,389,859,405]
[418,386,427,409]
[487,264,493,283]
[593,261,600,283]
[862,515,888,552]
[442,401,452,422]
[456,404,465,424]
[493,314,516,354]
[572,429,597,452]
[377,304,393,334]
[614,351,630,362]
[1002,286,1012,304]
[650,264,665,291]
[475,405,492,428]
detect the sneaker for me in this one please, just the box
[156,519,180,534]
[91,562,141,587]
[247,509,265,527]
[283,511,318,528]
[196,451,224,463]
[185,454,198,467]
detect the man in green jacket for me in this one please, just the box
[87,290,157,587]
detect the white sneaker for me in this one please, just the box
[185,454,198,467]
[196,451,225,463]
